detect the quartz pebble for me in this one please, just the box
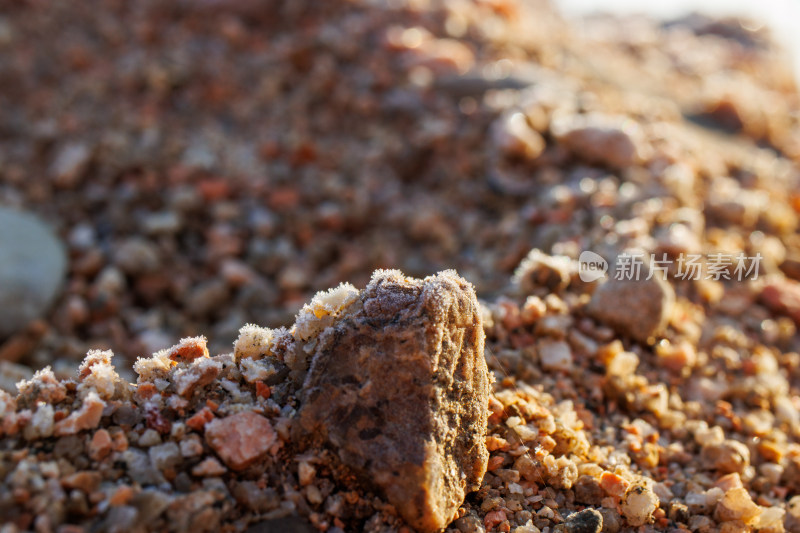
[714,487,761,525]
[191,457,227,477]
[621,483,659,526]
[538,338,572,371]
[205,412,276,471]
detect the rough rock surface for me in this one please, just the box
[586,274,675,343]
[0,207,66,339]
[293,270,490,532]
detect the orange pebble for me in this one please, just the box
[108,485,134,506]
[487,455,505,471]
[600,471,629,499]
[256,382,271,399]
[186,407,214,431]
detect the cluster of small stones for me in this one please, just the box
[3,256,800,533]
[0,270,492,533]
[466,251,800,533]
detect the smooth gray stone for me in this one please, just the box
[0,207,66,338]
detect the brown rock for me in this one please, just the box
[513,249,575,293]
[186,407,214,431]
[205,411,276,471]
[574,475,604,505]
[293,270,490,532]
[551,113,651,168]
[491,112,546,161]
[714,473,744,491]
[587,272,675,343]
[782,455,800,493]
[0,327,42,363]
[108,485,135,506]
[761,278,800,325]
[62,471,102,493]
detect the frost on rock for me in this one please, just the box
[293,282,359,341]
[78,349,112,379]
[239,357,278,384]
[0,387,15,412]
[621,482,659,526]
[16,366,67,407]
[133,337,222,398]
[167,336,209,363]
[77,349,121,400]
[133,348,175,383]
[233,324,274,362]
[173,356,223,398]
[23,404,54,441]
[285,282,361,382]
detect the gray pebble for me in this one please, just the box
[149,442,182,471]
[0,207,66,338]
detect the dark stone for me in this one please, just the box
[565,508,603,533]
[113,404,143,426]
[668,501,690,524]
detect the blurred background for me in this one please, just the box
[559,0,800,85]
[0,0,798,385]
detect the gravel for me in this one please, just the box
[1,0,800,532]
